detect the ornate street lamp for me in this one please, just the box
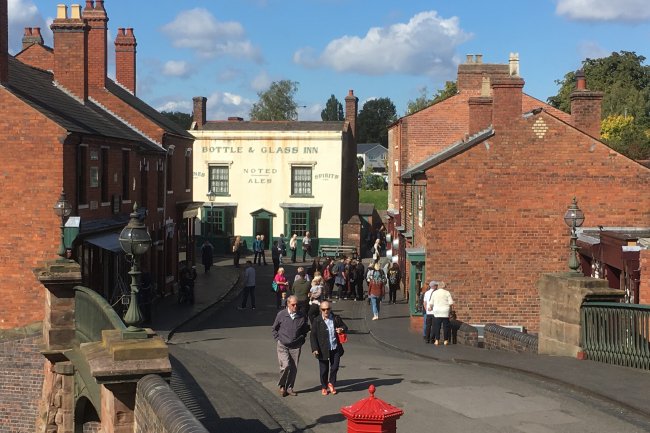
[206,190,217,238]
[119,203,151,336]
[53,189,72,258]
[563,197,585,273]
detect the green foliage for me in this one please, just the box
[548,51,650,159]
[359,189,388,210]
[249,80,299,121]
[321,94,344,121]
[432,81,458,104]
[406,82,458,115]
[160,111,192,129]
[360,170,386,190]
[601,114,634,141]
[357,97,397,147]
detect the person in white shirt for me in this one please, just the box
[422,281,438,344]
[427,281,454,345]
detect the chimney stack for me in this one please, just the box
[83,0,108,89]
[468,77,493,135]
[570,69,603,138]
[192,96,207,129]
[345,89,358,143]
[115,27,137,94]
[0,0,8,83]
[22,27,44,50]
[491,76,525,131]
[457,53,510,93]
[51,4,88,100]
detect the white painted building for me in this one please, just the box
[189,92,359,254]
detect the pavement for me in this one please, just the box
[151,254,650,431]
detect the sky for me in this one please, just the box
[8,0,650,121]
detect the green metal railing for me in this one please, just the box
[581,302,650,370]
[74,286,127,343]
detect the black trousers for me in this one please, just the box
[318,348,342,388]
[241,286,256,308]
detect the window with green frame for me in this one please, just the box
[202,206,234,236]
[291,166,312,196]
[208,165,229,195]
[285,208,318,237]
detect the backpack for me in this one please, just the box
[323,266,332,280]
[388,270,399,285]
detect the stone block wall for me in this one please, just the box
[0,324,44,433]
[484,323,538,354]
[134,375,207,433]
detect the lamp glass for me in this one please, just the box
[206,190,217,202]
[53,193,72,218]
[563,199,585,228]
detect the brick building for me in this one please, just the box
[388,54,650,331]
[0,2,195,429]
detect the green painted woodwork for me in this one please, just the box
[74,286,126,344]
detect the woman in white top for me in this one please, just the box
[290,234,298,263]
[427,281,454,345]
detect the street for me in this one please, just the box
[166,260,650,433]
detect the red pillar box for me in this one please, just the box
[341,385,404,433]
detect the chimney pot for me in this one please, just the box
[509,52,520,77]
[227,116,243,122]
[466,54,473,63]
[24,27,32,36]
[348,89,354,96]
[34,27,41,36]
[96,0,105,11]
[127,28,134,36]
[575,69,586,90]
[56,4,68,19]
[85,0,93,9]
[70,4,82,19]
[476,54,483,64]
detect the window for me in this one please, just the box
[202,206,234,236]
[101,148,108,202]
[417,187,424,228]
[285,208,318,237]
[208,165,229,195]
[291,166,312,196]
[77,146,87,205]
[122,150,130,200]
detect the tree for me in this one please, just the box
[160,111,192,129]
[249,80,299,121]
[321,94,344,121]
[406,82,458,115]
[357,97,397,147]
[432,81,458,104]
[548,51,650,159]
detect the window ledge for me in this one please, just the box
[78,204,89,209]
[100,202,111,207]
[185,189,191,193]
[122,200,132,205]
[290,195,314,199]
[167,190,174,195]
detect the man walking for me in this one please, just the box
[272,295,309,397]
[302,231,312,262]
[238,261,256,310]
[253,235,263,265]
[259,234,268,265]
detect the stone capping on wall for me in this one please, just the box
[450,320,480,347]
[135,374,208,433]
[483,323,538,354]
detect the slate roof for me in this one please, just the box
[106,80,193,139]
[201,120,345,132]
[359,203,376,216]
[6,57,163,153]
[357,143,383,154]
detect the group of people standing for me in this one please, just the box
[419,280,455,345]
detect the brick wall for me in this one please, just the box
[0,90,64,328]
[483,323,538,354]
[134,374,208,433]
[15,44,53,71]
[0,325,44,433]
[424,111,650,331]
[639,249,650,305]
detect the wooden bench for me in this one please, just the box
[319,245,358,259]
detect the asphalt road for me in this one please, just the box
[167,261,650,433]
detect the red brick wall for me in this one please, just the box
[424,112,650,331]
[0,90,64,328]
[51,15,88,100]
[0,330,44,433]
[114,28,136,94]
[15,44,53,71]
[639,249,650,305]
[84,2,108,89]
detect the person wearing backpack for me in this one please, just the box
[387,262,401,304]
[333,256,347,300]
[322,258,333,300]
[354,261,365,301]
[368,263,386,320]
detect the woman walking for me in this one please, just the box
[289,234,298,263]
[310,300,348,395]
[232,235,242,268]
[387,262,401,304]
[427,281,454,345]
[368,263,385,320]
[273,267,290,310]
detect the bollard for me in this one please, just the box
[341,385,404,433]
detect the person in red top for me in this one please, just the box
[274,267,290,310]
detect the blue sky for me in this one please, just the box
[8,0,650,121]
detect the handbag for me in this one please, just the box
[272,280,278,292]
[337,332,348,344]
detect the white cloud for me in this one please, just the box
[162,60,193,78]
[250,70,272,92]
[556,0,650,22]
[293,10,471,76]
[8,0,49,53]
[205,90,254,119]
[156,99,192,113]
[160,8,262,62]
[577,41,610,60]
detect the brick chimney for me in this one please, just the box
[51,4,88,100]
[570,69,603,139]
[83,0,108,89]
[192,96,207,129]
[345,89,358,142]
[468,77,493,134]
[115,27,137,94]
[491,75,525,131]
[22,27,44,50]
[0,0,8,83]
[457,54,509,94]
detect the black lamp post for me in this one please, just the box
[53,189,72,258]
[119,203,151,335]
[206,190,217,238]
[563,197,585,273]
